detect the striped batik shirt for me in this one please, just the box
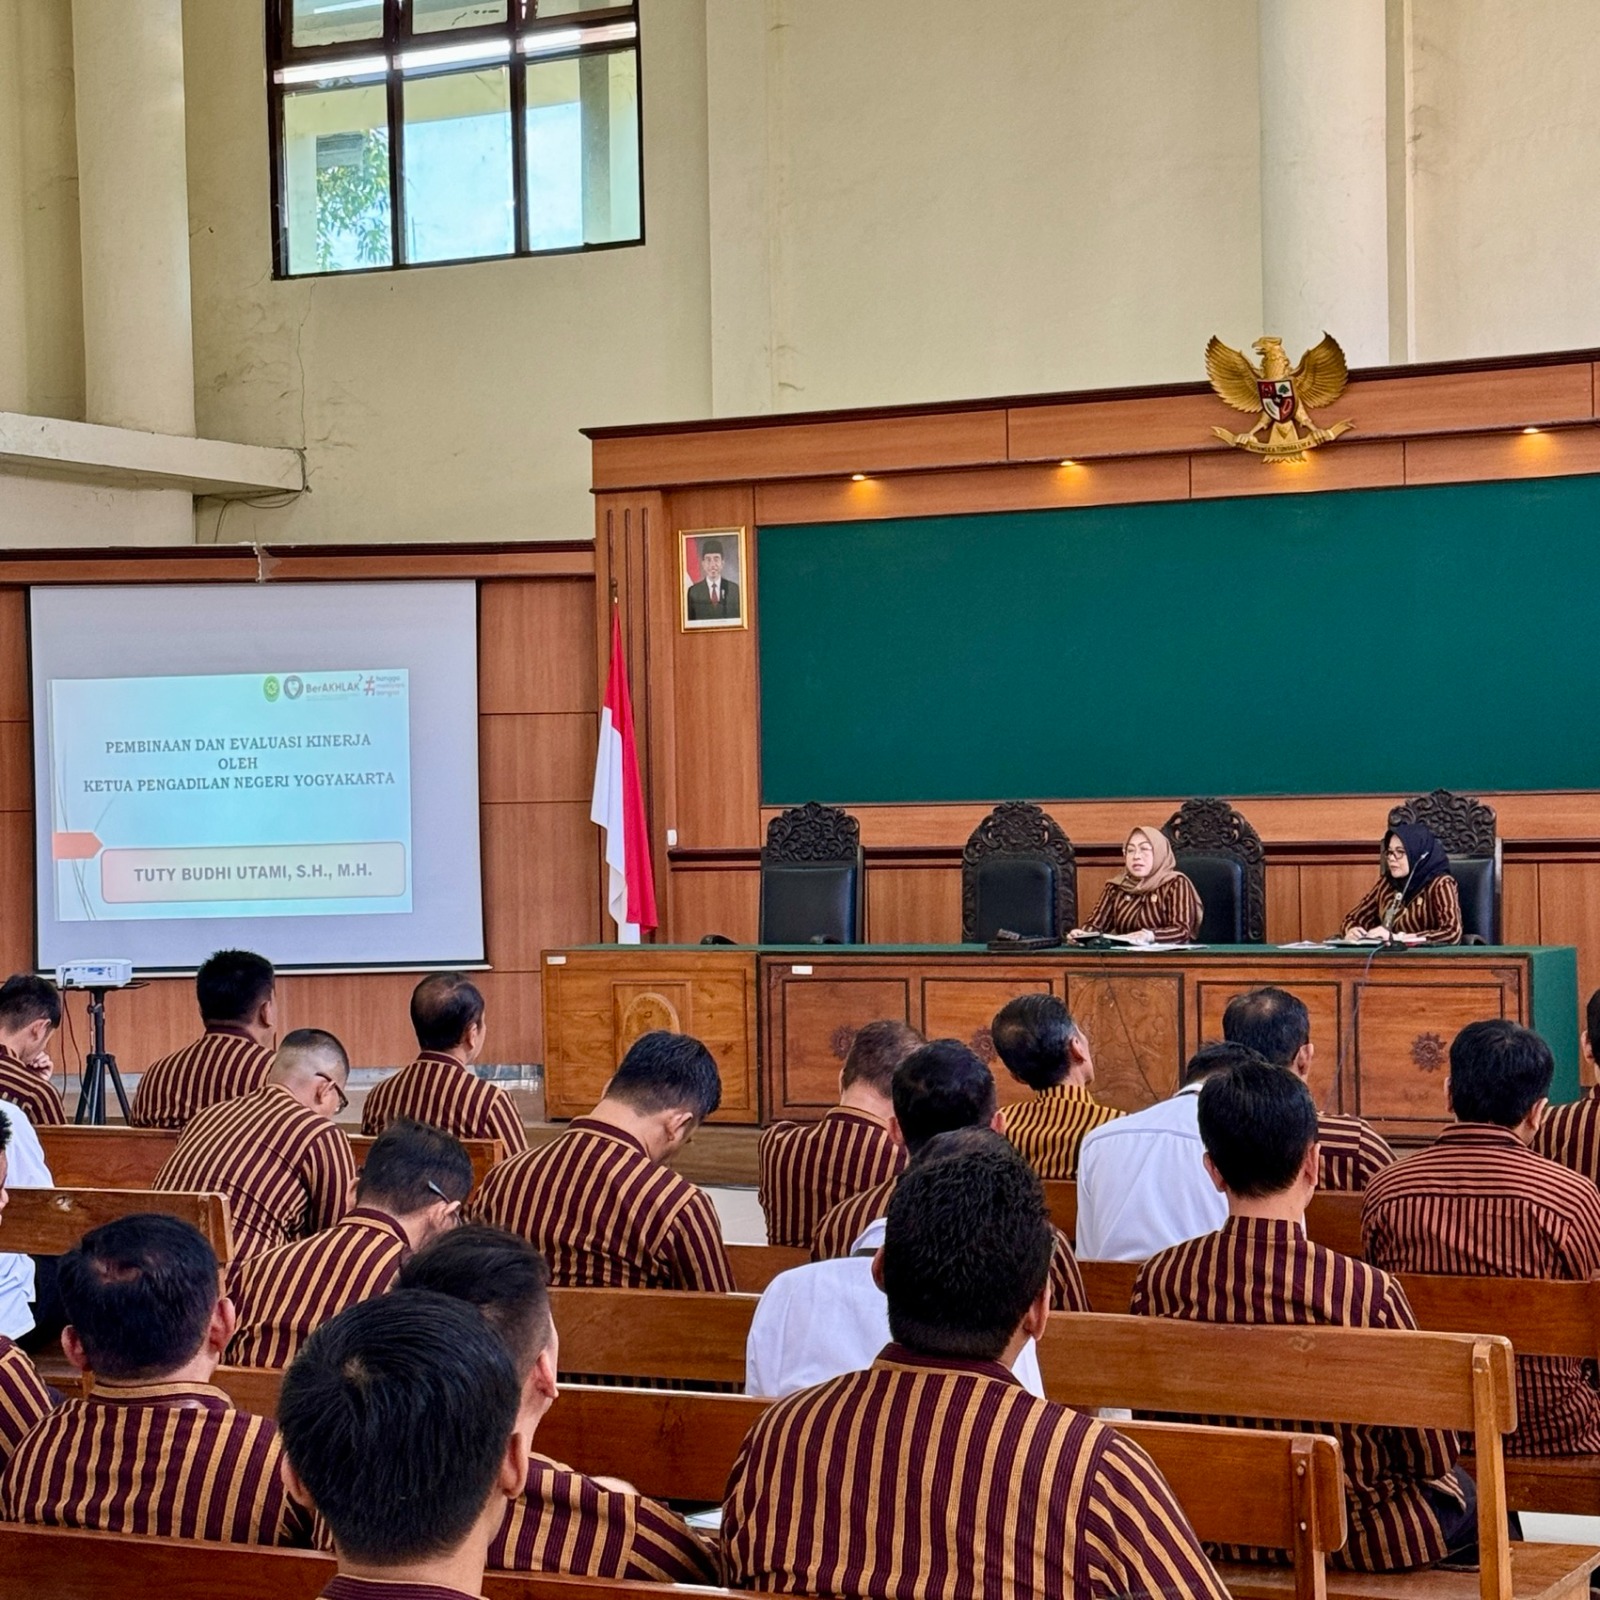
[0,1338,54,1467]
[1343,876,1463,944]
[154,1083,356,1259]
[721,1344,1230,1600]
[1533,1087,1600,1187]
[1362,1123,1600,1455]
[471,1118,734,1291]
[0,1378,310,1544]
[1081,876,1204,942]
[360,1051,527,1155]
[811,1174,1089,1311]
[1132,1215,1462,1571]
[226,1206,410,1368]
[1318,1113,1396,1192]
[321,1579,477,1600]
[489,1450,718,1582]
[1004,1083,1121,1179]
[130,1025,275,1130]
[0,1048,65,1127]
[758,1107,905,1248]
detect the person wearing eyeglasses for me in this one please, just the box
[225,1119,472,1369]
[154,1028,357,1259]
[1342,823,1462,945]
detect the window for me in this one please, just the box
[267,0,642,276]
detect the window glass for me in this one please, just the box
[411,0,509,33]
[291,0,384,49]
[282,82,393,273]
[525,48,637,249]
[534,0,620,15]
[402,68,515,262]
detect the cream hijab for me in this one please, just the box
[1114,827,1181,896]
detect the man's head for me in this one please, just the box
[279,1291,524,1571]
[878,1129,1053,1363]
[838,1020,924,1109]
[410,973,486,1061]
[990,994,1092,1092]
[1222,987,1313,1078]
[699,538,724,583]
[0,1106,10,1218]
[1448,1019,1554,1136]
[58,1214,231,1381]
[601,1030,721,1160]
[356,1120,474,1250]
[1584,988,1600,1077]
[269,1027,351,1121]
[195,950,276,1042]
[0,974,61,1061]
[891,1039,1001,1158]
[1198,1058,1320,1205]
[1181,1039,1267,1089]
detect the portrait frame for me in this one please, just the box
[679,526,749,632]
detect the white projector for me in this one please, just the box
[55,960,134,990]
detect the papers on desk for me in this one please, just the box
[1071,935,1203,951]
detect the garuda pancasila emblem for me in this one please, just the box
[1205,332,1354,464]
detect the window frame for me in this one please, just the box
[265,0,645,279]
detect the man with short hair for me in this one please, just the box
[226,1118,473,1367]
[0,975,65,1127]
[992,994,1119,1178]
[472,1030,734,1291]
[130,950,277,1129]
[1222,986,1394,1190]
[400,1225,719,1584]
[809,1040,1086,1311]
[1074,1042,1245,1262]
[1364,1019,1600,1456]
[360,973,526,1154]
[0,1109,55,1466]
[0,1093,52,1344]
[722,1139,1229,1600]
[1533,987,1600,1182]
[279,1291,525,1600]
[1133,1059,1473,1572]
[154,1028,356,1259]
[757,1018,920,1247]
[1,1214,307,1543]
[685,536,740,621]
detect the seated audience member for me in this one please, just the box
[0,1095,52,1345]
[279,1291,526,1600]
[1222,986,1394,1190]
[1069,827,1203,944]
[0,1111,55,1465]
[722,1140,1229,1600]
[472,1030,733,1291]
[0,975,65,1127]
[131,949,277,1129]
[758,1018,920,1247]
[1074,1042,1241,1262]
[227,1118,472,1367]
[1,1214,308,1543]
[1364,1019,1600,1456]
[810,1039,1086,1311]
[361,973,527,1155]
[992,995,1119,1178]
[400,1225,719,1583]
[1133,1059,1473,1571]
[748,1128,1046,1398]
[154,1028,356,1259]
[1343,824,1462,945]
[1533,987,1600,1182]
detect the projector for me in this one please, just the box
[55,960,134,990]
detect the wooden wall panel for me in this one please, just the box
[1404,427,1600,487]
[480,714,595,803]
[479,580,597,715]
[1503,862,1540,947]
[0,590,28,719]
[668,869,760,946]
[866,867,961,945]
[1298,865,1385,942]
[1265,865,1301,944]
[1190,440,1405,500]
[1538,865,1600,1009]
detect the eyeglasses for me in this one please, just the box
[427,1179,464,1226]
[316,1072,350,1113]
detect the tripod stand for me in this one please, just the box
[74,986,131,1125]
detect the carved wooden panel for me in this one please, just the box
[1194,979,1344,1114]
[1065,972,1184,1112]
[1388,790,1498,858]
[767,974,911,1117]
[1353,980,1512,1127]
[921,973,1058,1109]
[960,802,1077,941]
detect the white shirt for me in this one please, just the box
[1073,1083,1226,1263]
[0,1097,53,1338]
[745,1218,1045,1398]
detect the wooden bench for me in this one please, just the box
[725,1242,807,1293]
[546,1287,757,1388]
[3,1187,235,1263]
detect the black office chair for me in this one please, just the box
[1388,789,1501,944]
[1162,797,1267,944]
[960,802,1077,944]
[759,802,864,944]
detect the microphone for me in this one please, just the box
[1382,849,1430,931]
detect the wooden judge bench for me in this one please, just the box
[541,942,1580,1138]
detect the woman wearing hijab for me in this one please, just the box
[1069,827,1203,945]
[1343,823,1462,944]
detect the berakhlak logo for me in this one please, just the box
[263,676,280,702]
[284,675,304,700]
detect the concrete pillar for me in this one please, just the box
[0,0,29,412]
[71,0,195,435]
[1257,0,1389,367]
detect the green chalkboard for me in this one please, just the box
[757,474,1600,804]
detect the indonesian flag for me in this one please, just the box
[591,609,657,942]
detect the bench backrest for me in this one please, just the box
[546,1286,758,1387]
[3,1187,235,1262]
[726,1242,809,1294]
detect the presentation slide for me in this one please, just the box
[32,582,483,972]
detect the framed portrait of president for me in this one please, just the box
[679,527,748,632]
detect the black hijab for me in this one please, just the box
[1383,822,1451,905]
